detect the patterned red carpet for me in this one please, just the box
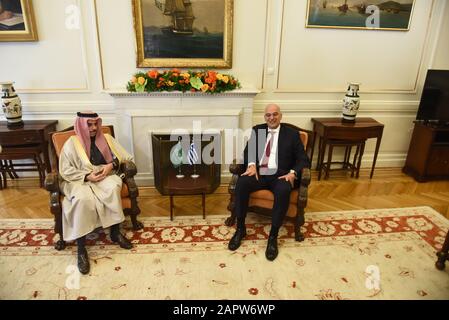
[0,206,448,300]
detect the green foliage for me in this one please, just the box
[127,69,241,94]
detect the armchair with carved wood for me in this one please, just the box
[44,125,143,251]
[225,123,313,242]
[435,229,449,270]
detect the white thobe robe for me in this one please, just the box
[59,134,133,241]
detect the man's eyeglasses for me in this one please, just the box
[264,112,279,118]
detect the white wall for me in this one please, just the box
[433,0,449,70]
[1,0,449,179]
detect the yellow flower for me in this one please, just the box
[201,84,209,92]
[167,81,175,86]
[137,77,146,85]
[216,74,224,81]
[222,76,229,84]
[180,73,191,79]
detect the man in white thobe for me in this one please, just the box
[59,111,133,274]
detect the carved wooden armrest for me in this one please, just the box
[300,167,311,187]
[297,167,311,208]
[229,159,245,175]
[44,172,62,218]
[120,160,137,178]
[44,172,60,193]
[120,160,139,198]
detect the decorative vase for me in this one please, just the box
[1,82,24,128]
[342,83,360,122]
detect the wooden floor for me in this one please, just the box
[1,168,449,220]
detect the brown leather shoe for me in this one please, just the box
[228,227,247,251]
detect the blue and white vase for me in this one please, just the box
[1,82,23,128]
[342,83,360,122]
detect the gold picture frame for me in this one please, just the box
[305,0,416,31]
[0,0,38,42]
[132,0,233,68]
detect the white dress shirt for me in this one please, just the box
[248,125,280,170]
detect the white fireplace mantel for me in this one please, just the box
[109,88,259,186]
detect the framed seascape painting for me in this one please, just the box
[0,0,38,41]
[132,0,233,68]
[306,0,416,31]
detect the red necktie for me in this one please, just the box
[260,131,274,173]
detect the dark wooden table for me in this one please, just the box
[167,170,211,221]
[0,120,58,186]
[311,117,384,180]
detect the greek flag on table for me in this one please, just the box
[188,142,199,165]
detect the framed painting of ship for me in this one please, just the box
[132,0,233,68]
[305,0,416,31]
[0,0,38,42]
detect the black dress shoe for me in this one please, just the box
[111,233,133,249]
[228,227,246,251]
[77,249,90,275]
[265,235,278,261]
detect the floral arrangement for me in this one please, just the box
[126,69,241,94]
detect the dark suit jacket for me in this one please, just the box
[243,123,310,184]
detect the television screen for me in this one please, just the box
[416,70,449,122]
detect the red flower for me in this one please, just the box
[207,70,217,79]
[248,288,259,295]
[148,70,158,79]
[172,68,181,74]
[205,71,217,84]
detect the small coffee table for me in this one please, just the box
[167,171,210,220]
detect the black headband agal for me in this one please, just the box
[77,112,99,118]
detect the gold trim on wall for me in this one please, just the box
[0,0,38,42]
[132,0,233,68]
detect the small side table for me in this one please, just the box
[311,118,384,180]
[0,120,58,187]
[167,172,210,221]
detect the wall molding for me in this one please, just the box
[272,0,441,94]
[253,100,419,114]
[15,0,91,93]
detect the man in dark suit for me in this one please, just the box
[228,104,310,261]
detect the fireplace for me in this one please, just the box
[109,89,259,186]
[151,132,221,195]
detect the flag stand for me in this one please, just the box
[191,164,199,179]
[176,165,184,179]
[189,137,200,178]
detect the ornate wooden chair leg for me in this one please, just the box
[225,193,237,226]
[294,208,305,242]
[435,231,449,270]
[54,214,66,251]
[130,212,144,230]
[124,206,143,230]
[55,239,66,251]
